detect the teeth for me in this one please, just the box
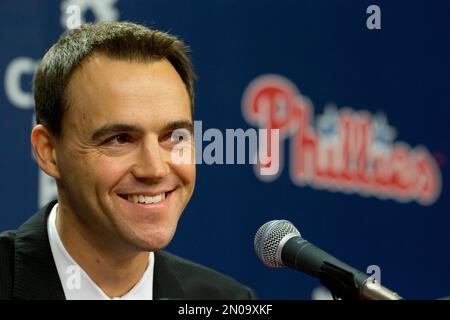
[127,193,166,204]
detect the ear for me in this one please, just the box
[31,124,61,179]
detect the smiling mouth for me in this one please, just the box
[118,190,174,205]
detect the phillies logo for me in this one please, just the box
[242,75,442,205]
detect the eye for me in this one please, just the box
[169,128,192,143]
[105,133,132,145]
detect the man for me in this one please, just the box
[0,21,255,300]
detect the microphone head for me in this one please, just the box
[254,220,301,268]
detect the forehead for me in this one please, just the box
[63,54,191,133]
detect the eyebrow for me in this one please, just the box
[163,120,194,135]
[91,120,194,141]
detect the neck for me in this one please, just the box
[55,203,149,298]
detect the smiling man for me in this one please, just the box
[0,22,255,300]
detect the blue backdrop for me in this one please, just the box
[1,0,449,299]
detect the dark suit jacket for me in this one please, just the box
[0,201,256,300]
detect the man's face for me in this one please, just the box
[54,54,195,252]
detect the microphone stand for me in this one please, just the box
[319,262,403,300]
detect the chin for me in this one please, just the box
[133,227,177,252]
[137,239,171,253]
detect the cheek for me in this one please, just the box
[60,151,129,194]
[92,157,131,190]
[175,163,196,190]
[183,137,196,178]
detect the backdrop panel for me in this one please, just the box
[1,0,449,299]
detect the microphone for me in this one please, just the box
[254,220,402,300]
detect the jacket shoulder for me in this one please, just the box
[157,251,256,300]
[0,230,16,299]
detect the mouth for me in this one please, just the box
[117,190,175,205]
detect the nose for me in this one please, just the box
[131,138,170,181]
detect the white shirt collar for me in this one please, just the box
[47,203,155,300]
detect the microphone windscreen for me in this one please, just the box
[254,220,300,268]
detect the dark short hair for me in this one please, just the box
[33,21,195,137]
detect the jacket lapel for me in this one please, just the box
[153,251,186,300]
[13,201,65,300]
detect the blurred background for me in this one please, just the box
[0,0,449,299]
